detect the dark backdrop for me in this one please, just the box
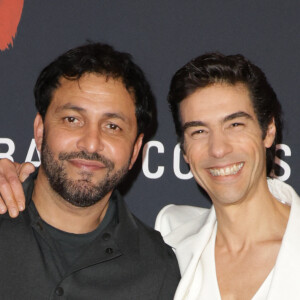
[0,0,299,226]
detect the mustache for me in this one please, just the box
[58,151,114,170]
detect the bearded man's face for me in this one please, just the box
[35,74,143,206]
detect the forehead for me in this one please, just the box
[56,73,133,102]
[179,83,256,123]
[47,73,136,116]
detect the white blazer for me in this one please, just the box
[155,179,300,299]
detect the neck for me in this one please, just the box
[214,180,290,252]
[32,167,112,234]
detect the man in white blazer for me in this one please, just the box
[155,53,299,299]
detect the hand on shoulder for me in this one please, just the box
[0,159,35,217]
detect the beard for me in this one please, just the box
[40,140,130,207]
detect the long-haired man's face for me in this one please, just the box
[180,83,275,208]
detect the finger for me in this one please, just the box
[0,198,8,214]
[0,177,20,217]
[19,162,35,183]
[7,174,26,212]
[14,162,22,173]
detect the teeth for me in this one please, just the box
[209,163,244,177]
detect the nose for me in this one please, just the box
[77,124,104,153]
[208,131,233,158]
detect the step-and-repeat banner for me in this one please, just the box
[0,0,299,226]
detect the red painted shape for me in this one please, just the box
[0,0,24,51]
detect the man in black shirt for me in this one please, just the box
[0,43,180,299]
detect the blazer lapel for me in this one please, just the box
[267,180,300,299]
[165,207,217,300]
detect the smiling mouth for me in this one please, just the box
[68,159,106,170]
[209,162,244,177]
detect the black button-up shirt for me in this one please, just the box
[0,171,180,299]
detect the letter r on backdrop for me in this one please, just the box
[0,138,15,161]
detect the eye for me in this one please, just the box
[190,129,206,139]
[231,122,243,128]
[192,129,204,136]
[106,123,121,131]
[228,122,245,132]
[64,116,79,123]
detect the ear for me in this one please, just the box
[33,113,44,152]
[263,118,276,148]
[129,134,144,170]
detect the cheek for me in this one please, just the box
[104,139,134,164]
[240,133,264,150]
[253,140,267,163]
[44,129,78,154]
[236,136,266,169]
[184,141,207,167]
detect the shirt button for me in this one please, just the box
[102,233,111,241]
[105,247,113,254]
[55,287,64,296]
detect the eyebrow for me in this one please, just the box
[182,120,206,132]
[55,103,127,122]
[55,103,85,113]
[182,111,254,132]
[223,111,253,122]
[103,112,127,122]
